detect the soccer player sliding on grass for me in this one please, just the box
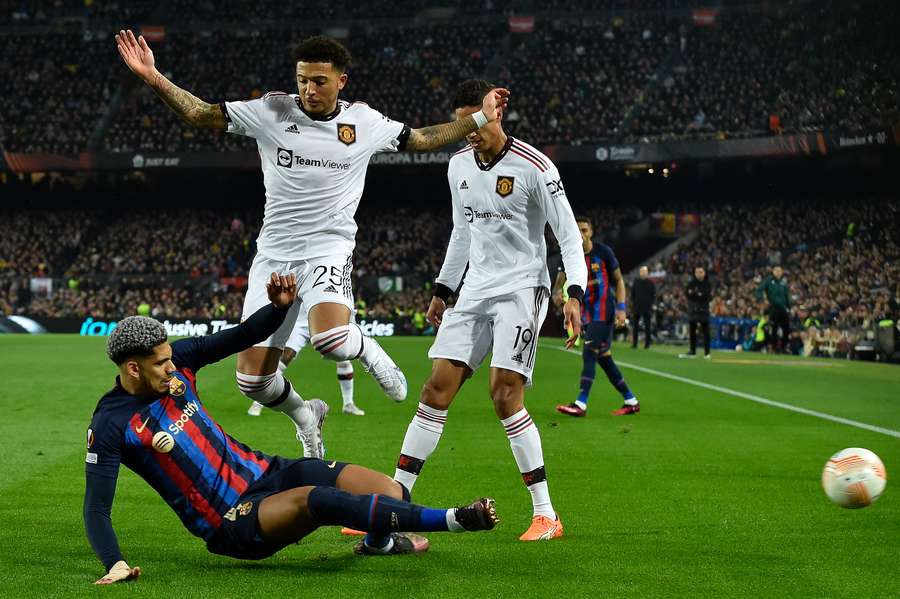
[83,272,498,585]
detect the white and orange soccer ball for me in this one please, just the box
[821,447,887,508]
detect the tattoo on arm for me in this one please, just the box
[149,72,226,130]
[406,115,478,151]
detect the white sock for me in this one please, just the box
[501,408,555,519]
[393,403,447,491]
[277,360,288,374]
[236,371,312,428]
[336,361,354,407]
[574,399,587,410]
[446,509,464,532]
[624,397,638,406]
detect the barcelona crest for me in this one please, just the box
[169,377,186,396]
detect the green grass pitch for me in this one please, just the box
[1,335,898,598]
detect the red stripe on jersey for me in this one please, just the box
[131,409,222,530]
[206,412,271,473]
[163,401,250,499]
[509,147,546,172]
[584,255,595,324]
[511,141,549,168]
[453,144,473,156]
[181,368,197,394]
[600,260,609,322]
[153,450,222,529]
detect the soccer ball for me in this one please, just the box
[821,447,887,508]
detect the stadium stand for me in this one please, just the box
[1,1,896,153]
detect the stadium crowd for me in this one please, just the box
[0,198,643,327]
[2,1,896,155]
[650,197,900,356]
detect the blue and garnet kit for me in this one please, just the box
[84,304,347,566]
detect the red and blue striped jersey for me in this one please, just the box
[582,244,620,324]
[86,342,272,541]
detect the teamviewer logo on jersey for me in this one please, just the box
[277,147,293,168]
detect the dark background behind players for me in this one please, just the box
[630,265,655,349]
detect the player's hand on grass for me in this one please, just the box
[615,309,627,329]
[563,298,582,349]
[481,88,510,123]
[427,297,447,327]
[95,560,140,585]
[115,29,157,82]
[266,272,297,308]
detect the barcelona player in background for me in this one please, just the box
[555,217,639,417]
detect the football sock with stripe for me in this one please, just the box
[597,354,635,402]
[336,361,354,408]
[235,371,312,427]
[501,408,555,519]
[307,487,452,535]
[394,403,447,492]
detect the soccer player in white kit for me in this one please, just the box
[392,80,588,541]
[246,302,364,417]
[115,32,508,458]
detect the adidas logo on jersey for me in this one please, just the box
[459,180,469,190]
[511,353,524,364]
[284,124,301,134]
[323,285,338,293]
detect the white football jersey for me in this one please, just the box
[224,93,406,261]
[437,137,587,300]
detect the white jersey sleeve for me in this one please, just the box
[532,164,587,294]
[358,104,407,154]
[222,96,267,138]
[435,165,472,292]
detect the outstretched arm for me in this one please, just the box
[115,29,225,130]
[172,273,296,372]
[406,88,509,151]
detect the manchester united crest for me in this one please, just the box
[169,377,186,396]
[337,123,356,145]
[496,176,515,198]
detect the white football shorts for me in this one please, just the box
[241,252,355,349]
[428,287,550,385]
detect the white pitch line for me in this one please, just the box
[544,345,900,439]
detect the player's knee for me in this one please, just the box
[420,377,453,411]
[489,372,524,405]
[311,325,362,362]
[281,348,297,365]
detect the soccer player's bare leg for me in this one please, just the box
[488,367,562,541]
[259,463,497,555]
[309,302,408,402]
[237,346,327,459]
[393,359,470,491]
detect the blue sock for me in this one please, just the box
[307,486,449,535]
[577,347,596,405]
[419,508,449,531]
[597,354,635,401]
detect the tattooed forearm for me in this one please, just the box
[406,115,480,151]
[148,72,226,130]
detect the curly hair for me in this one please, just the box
[106,316,167,364]
[293,36,352,72]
